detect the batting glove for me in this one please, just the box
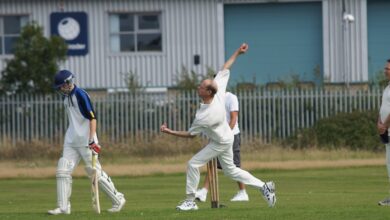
[89,141,101,155]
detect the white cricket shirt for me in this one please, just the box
[188,69,234,144]
[63,86,98,147]
[380,84,390,132]
[225,92,240,135]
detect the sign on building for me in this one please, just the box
[50,12,88,56]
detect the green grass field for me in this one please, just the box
[1,166,390,220]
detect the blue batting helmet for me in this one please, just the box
[54,70,74,89]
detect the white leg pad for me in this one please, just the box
[56,157,72,212]
[98,170,122,205]
[85,165,122,205]
[386,145,390,180]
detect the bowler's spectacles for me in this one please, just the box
[385,68,390,70]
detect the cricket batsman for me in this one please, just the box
[48,70,126,215]
[378,59,390,206]
[160,43,276,211]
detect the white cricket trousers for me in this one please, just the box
[63,145,101,171]
[186,140,265,195]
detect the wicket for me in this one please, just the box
[207,158,219,208]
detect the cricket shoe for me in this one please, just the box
[261,181,276,207]
[266,181,275,193]
[108,193,126,212]
[230,190,249,202]
[378,197,390,206]
[48,203,71,215]
[195,188,208,202]
[176,200,199,211]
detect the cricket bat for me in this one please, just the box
[91,153,101,214]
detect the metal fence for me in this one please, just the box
[0,88,383,147]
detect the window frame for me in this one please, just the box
[108,11,163,55]
[0,14,29,56]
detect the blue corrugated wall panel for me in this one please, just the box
[224,2,323,86]
[367,0,390,78]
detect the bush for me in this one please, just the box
[0,22,67,95]
[285,111,382,150]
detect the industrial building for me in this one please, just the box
[0,0,389,89]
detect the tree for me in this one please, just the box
[0,22,67,95]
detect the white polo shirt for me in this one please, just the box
[380,84,390,133]
[188,69,234,144]
[63,86,97,147]
[225,92,240,135]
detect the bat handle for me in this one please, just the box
[92,153,97,168]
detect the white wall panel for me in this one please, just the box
[323,0,368,83]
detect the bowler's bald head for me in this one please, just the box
[202,79,218,97]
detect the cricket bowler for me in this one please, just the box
[160,43,276,211]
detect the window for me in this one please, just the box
[0,15,28,55]
[109,13,162,52]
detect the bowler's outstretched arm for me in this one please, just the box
[160,123,196,138]
[222,43,248,70]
